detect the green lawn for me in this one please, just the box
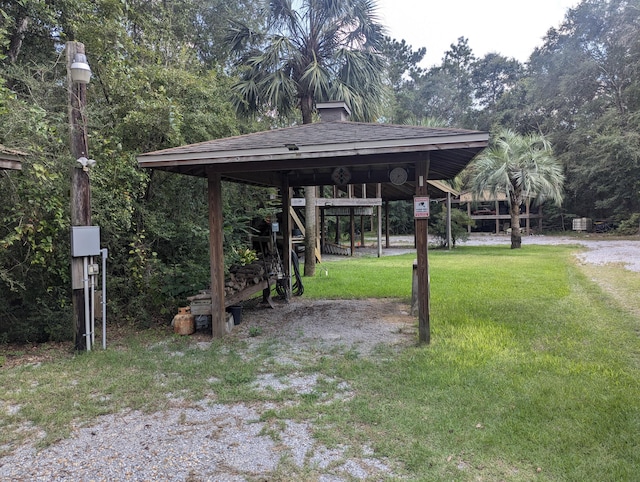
[303,246,640,480]
[1,245,639,480]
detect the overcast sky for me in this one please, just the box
[376,0,580,66]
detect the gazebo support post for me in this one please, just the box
[385,201,390,248]
[281,177,292,296]
[415,156,431,344]
[377,183,382,257]
[207,169,226,337]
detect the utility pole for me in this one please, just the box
[67,41,92,351]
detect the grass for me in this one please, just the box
[1,245,639,480]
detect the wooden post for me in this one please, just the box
[350,208,355,256]
[377,183,382,257]
[282,179,292,296]
[320,207,325,255]
[447,191,452,250]
[525,198,531,235]
[495,199,500,234]
[384,201,390,248]
[68,41,91,351]
[303,185,316,276]
[207,170,226,337]
[415,155,430,344]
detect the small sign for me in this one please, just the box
[414,197,430,218]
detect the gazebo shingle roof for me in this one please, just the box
[138,120,488,195]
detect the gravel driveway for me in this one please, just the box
[458,234,640,272]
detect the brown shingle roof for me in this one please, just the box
[138,121,488,192]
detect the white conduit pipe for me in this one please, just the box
[83,256,91,351]
[101,248,108,349]
[90,255,95,348]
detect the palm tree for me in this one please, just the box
[469,128,565,249]
[228,0,387,275]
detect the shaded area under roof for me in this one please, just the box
[138,121,488,198]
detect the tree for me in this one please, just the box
[497,0,640,221]
[469,129,565,249]
[0,0,253,339]
[228,0,387,276]
[380,36,425,124]
[470,53,523,130]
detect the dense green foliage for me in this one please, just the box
[0,0,267,341]
[1,0,639,341]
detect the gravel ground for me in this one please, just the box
[0,299,412,482]
[359,233,640,272]
[2,234,638,481]
[459,234,640,272]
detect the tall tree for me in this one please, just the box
[380,36,425,124]
[470,53,523,130]
[469,129,565,249]
[228,0,387,276]
[411,37,476,127]
[498,0,640,221]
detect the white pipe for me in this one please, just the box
[83,256,91,351]
[101,248,108,349]
[90,256,95,348]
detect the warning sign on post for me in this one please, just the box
[414,196,430,218]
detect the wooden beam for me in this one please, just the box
[207,170,226,337]
[415,155,430,344]
[0,159,22,170]
[292,197,382,207]
[290,207,305,235]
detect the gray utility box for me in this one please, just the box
[71,226,101,257]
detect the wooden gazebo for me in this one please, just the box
[138,103,488,343]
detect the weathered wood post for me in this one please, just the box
[415,155,431,344]
[67,41,91,351]
[207,169,226,337]
[377,183,383,257]
[447,191,452,250]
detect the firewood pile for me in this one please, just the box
[188,254,281,314]
[224,260,268,297]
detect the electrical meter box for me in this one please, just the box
[71,226,101,257]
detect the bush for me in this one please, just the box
[615,213,640,235]
[430,207,475,248]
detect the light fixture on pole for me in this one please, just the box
[70,53,92,84]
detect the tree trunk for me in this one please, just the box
[301,95,314,124]
[8,16,29,63]
[303,186,316,276]
[510,201,522,249]
[301,94,315,275]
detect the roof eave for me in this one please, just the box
[137,133,489,168]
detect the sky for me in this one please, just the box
[376,0,581,67]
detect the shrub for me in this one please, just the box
[615,213,640,235]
